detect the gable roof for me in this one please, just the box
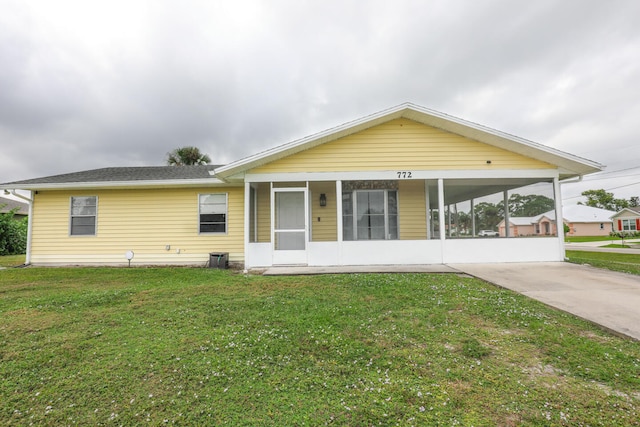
[0,165,225,190]
[559,205,616,223]
[612,206,640,218]
[0,196,29,215]
[215,103,603,180]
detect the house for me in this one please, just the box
[0,196,29,219]
[611,206,640,233]
[499,205,615,237]
[0,103,603,268]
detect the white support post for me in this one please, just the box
[425,181,430,240]
[503,190,510,238]
[553,176,565,259]
[471,198,476,237]
[438,179,446,262]
[336,180,343,264]
[243,181,251,272]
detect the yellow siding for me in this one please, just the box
[310,182,337,242]
[251,118,554,173]
[30,187,244,266]
[255,183,271,243]
[399,180,427,240]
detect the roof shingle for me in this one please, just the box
[1,165,222,187]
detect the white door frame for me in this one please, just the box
[271,184,309,265]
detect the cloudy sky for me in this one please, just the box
[1,0,639,204]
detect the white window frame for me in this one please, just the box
[199,193,228,234]
[622,219,637,231]
[343,189,398,241]
[69,196,98,236]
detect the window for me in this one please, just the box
[199,194,227,233]
[622,219,638,231]
[343,190,398,240]
[70,196,97,236]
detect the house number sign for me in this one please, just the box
[396,171,413,179]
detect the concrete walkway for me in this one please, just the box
[262,264,459,275]
[452,262,640,341]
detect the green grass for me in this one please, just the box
[564,235,617,243]
[566,250,640,276]
[0,254,25,268]
[1,268,639,426]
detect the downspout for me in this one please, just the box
[7,190,33,265]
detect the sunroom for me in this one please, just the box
[242,174,564,268]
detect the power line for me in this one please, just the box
[585,165,640,177]
[581,173,640,182]
[563,180,640,201]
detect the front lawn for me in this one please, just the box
[1,268,639,425]
[565,235,617,243]
[566,250,640,276]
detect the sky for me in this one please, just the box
[1,0,639,205]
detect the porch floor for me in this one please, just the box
[261,264,461,276]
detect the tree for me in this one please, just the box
[579,189,629,211]
[474,202,501,230]
[630,196,639,207]
[166,146,211,166]
[507,194,555,216]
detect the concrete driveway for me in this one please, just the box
[452,262,640,341]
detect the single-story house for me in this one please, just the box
[611,207,640,233]
[0,103,603,268]
[498,205,615,237]
[0,196,29,219]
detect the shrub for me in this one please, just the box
[0,206,27,255]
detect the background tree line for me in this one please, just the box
[579,189,639,211]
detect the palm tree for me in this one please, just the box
[166,146,211,166]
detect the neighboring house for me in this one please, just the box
[0,196,29,219]
[0,103,603,267]
[611,207,640,233]
[499,205,615,237]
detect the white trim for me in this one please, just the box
[244,169,560,183]
[198,192,228,235]
[69,195,98,237]
[3,178,232,191]
[26,191,34,264]
[503,191,510,238]
[425,182,430,239]
[438,179,445,261]
[553,177,565,258]
[244,181,251,271]
[271,185,309,265]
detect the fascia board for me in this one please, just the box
[0,178,238,191]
